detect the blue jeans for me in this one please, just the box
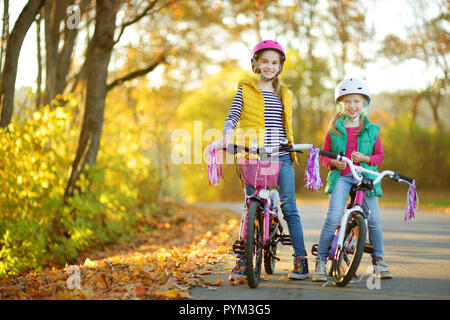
[243,155,307,257]
[317,174,384,261]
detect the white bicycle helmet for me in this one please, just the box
[334,78,370,103]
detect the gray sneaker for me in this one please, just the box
[312,259,327,282]
[372,257,392,279]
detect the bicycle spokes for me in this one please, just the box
[245,201,264,288]
[332,213,366,287]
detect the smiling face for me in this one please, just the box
[256,50,281,80]
[339,94,367,119]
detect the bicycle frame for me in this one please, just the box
[240,188,276,246]
[232,141,312,248]
[329,206,362,260]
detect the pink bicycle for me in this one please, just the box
[221,141,310,288]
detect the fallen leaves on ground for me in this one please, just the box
[0,204,240,300]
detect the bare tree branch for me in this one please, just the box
[106,56,166,92]
[113,0,172,44]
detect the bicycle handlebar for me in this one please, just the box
[318,150,414,185]
[221,142,312,156]
[394,172,414,184]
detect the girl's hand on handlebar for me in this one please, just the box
[351,151,370,164]
[331,159,347,171]
[216,135,231,150]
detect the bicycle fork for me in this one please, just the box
[233,192,291,256]
[239,197,270,244]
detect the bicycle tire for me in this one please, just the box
[245,200,264,288]
[263,218,277,274]
[331,212,366,287]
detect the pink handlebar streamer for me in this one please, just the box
[206,141,223,186]
[404,179,418,221]
[305,145,323,191]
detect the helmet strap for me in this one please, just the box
[338,101,369,123]
[252,56,282,82]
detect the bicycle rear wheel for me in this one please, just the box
[331,212,366,287]
[245,200,264,288]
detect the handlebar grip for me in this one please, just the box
[319,150,339,159]
[395,172,414,184]
[278,145,303,153]
[224,143,250,154]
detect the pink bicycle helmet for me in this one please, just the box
[251,40,286,80]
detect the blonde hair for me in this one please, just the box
[272,77,283,101]
[329,104,366,136]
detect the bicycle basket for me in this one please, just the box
[239,160,281,187]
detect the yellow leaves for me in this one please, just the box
[41,180,49,189]
[55,107,68,119]
[155,289,193,300]
[33,111,42,121]
[0,205,239,300]
[99,194,108,204]
[83,258,97,268]
[134,285,146,298]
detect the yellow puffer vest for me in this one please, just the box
[233,79,298,164]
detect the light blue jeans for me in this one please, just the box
[317,173,384,261]
[243,155,307,257]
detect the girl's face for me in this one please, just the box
[257,50,281,80]
[339,94,367,119]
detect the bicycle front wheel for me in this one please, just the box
[331,212,366,287]
[245,200,264,288]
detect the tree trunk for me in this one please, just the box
[43,0,65,105]
[63,0,119,203]
[56,0,90,96]
[410,92,421,122]
[0,0,45,128]
[425,92,442,131]
[35,11,43,108]
[0,0,9,77]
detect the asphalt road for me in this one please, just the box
[191,202,450,300]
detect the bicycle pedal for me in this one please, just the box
[232,240,245,254]
[265,248,281,261]
[364,243,374,254]
[280,235,292,245]
[311,244,318,256]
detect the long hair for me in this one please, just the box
[272,77,283,101]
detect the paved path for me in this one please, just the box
[191,203,450,300]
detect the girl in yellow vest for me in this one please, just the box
[312,78,392,282]
[219,40,309,281]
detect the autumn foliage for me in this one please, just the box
[0,204,239,299]
[0,95,171,278]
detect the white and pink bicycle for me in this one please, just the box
[311,149,418,287]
